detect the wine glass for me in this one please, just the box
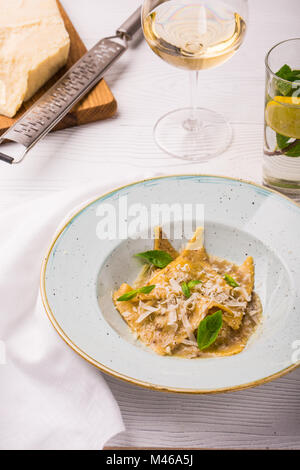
[142,0,248,160]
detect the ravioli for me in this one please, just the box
[113,227,262,358]
[153,226,179,258]
[133,226,178,288]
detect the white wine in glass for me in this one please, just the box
[142,0,248,160]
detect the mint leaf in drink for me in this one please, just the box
[275,64,292,80]
[181,282,190,298]
[277,79,293,96]
[135,250,173,268]
[275,65,300,96]
[276,133,290,149]
[224,274,239,288]
[276,134,300,157]
[197,310,223,350]
[117,285,155,301]
[286,70,300,81]
[275,65,292,95]
[285,140,300,157]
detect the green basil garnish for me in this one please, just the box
[181,280,201,298]
[197,310,223,350]
[187,280,201,288]
[138,285,156,294]
[135,250,173,268]
[181,282,190,298]
[117,285,155,301]
[224,274,239,288]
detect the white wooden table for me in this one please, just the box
[1,0,300,449]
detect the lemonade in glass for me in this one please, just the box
[263,39,300,199]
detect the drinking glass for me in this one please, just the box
[263,38,300,199]
[142,0,248,160]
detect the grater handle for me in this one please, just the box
[116,6,142,40]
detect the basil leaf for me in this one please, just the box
[181,282,190,298]
[224,274,239,288]
[135,250,173,268]
[138,285,156,294]
[187,280,201,288]
[197,310,223,350]
[117,290,139,301]
[117,284,156,301]
[181,280,201,298]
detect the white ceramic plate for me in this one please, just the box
[41,175,300,393]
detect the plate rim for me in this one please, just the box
[40,174,300,394]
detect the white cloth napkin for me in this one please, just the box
[0,175,153,450]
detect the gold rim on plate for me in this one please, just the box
[40,174,300,394]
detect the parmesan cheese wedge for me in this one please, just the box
[0,0,70,117]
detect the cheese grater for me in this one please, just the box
[0,7,142,164]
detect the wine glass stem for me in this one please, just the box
[183,71,201,132]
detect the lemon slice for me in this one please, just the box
[265,96,300,139]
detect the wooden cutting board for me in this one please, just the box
[0,0,117,136]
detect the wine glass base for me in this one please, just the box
[154,107,232,161]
